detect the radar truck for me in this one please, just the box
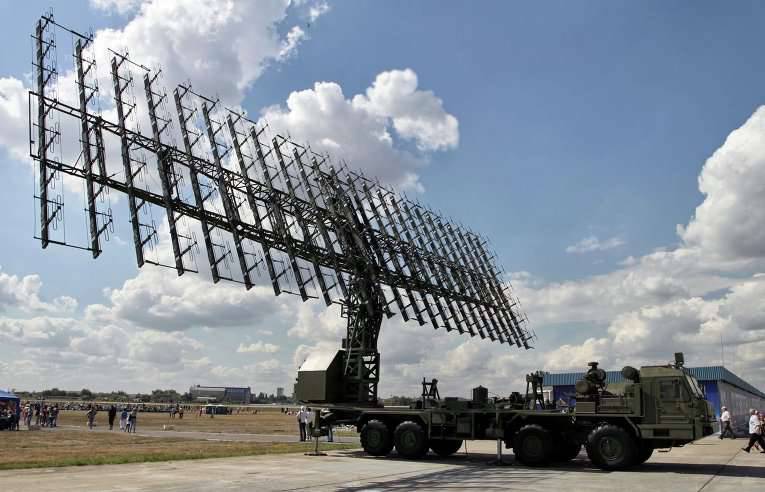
[299,352,715,470]
[30,13,715,472]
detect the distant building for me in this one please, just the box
[189,385,251,404]
[276,387,284,398]
[543,365,765,435]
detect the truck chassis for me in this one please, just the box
[319,356,716,471]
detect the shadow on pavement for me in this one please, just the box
[332,449,765,491]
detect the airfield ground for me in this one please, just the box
[0,433,762,491]
[54,408,310,435]
[2,409,356,470]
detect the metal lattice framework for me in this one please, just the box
[28,14,533,404]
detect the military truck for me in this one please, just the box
[307,353,715,470]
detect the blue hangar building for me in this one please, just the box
[543,365,765,435]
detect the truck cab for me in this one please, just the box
[567,353,715,465]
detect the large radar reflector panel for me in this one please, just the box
[27,13,532,404]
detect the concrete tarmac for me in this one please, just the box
[1,436,762,491]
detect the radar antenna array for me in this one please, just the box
[27,14,532,404]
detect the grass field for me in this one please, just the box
[4,408,358,470]
[55,408,302,434]
[0,430,355,470]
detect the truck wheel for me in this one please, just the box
[513,424,553,466]
[553,438,581,462]
[430,439,463,457]
[361,420,393,456]
[394,421,429,459]
[635,442,654,465]
[586,424,637,470]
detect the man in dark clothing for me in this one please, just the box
[108,405,117,430]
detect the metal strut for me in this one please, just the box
[330,187,385,405]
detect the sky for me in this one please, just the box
[1,0,764,397]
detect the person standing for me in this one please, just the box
[741,409,765,453]
[129,407,138,433]
[86,405,97,430]
[720,406,735,439]
[297,406,308,441]
[321,409,334,442]
[119,407,128,431]
[108,405,117,430]
[51,404,59,427]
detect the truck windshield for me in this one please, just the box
[685,374,703,398]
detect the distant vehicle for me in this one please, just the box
[320,353,716,470]
[203,404,229,416]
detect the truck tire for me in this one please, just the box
[513,424,553,466]
[394,421,429,459]
[552,437,581,462]
[360,420,393,456]
[586,424,638,470]
[635,442,654,465]
[430,439,463,457]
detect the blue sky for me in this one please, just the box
[4,0,765,291]
[1,0,764,394]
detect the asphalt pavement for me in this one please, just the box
[1,435,763,491]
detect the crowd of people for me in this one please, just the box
[719,405,765,454]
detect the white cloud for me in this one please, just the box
[127,330,202,366]
[287,303,344,341]
[91,0,308,103]
[308,1,330,22]
[85,267,295,332]
[0,0,321,168]
[565,235,625,254]
[0,317,81,348]
[353,69,459,152]
[680,107,765,263]
[278,26,306,61]
[237,341,280,353]
[262,68,459,190]
[0,267,77,314]
[89,0,143,15]
[0,77,28,162]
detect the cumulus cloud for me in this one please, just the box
[509,107,765,389]
[565,235,625,254]
[539,276,765,375]
[237,341,280,353]
[0,267,77,314]
[0,0,323,168]
[91,0,311,102]
[308,1,330,22]
[680,107,765,263]
[85,267,295,332]
[127,329,202,366]
[89,0,142,15]
[0,317,81,348]
[0,77,28,162]
[353,69,459,152]
[262,68,459,190]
